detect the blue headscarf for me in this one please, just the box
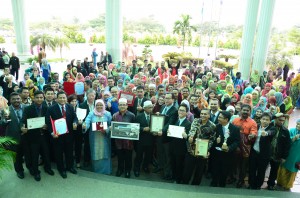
[243,87,254,96]
[257,96,268,111]
[274,92,284,106]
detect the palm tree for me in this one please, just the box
[30,33,56,52]
[0,137,16,178]
[173,14,197,51]
[54,36,70,61]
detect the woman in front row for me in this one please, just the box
[83,99,112,174]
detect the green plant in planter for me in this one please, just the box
[0,137,16,178]
[218,54,237,62]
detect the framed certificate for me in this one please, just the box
[50,117,69,136]
[194,139,209,157]
[150,115,165,133]
[168,125,184,139]
[27,117,45,130]
[118,91,135,107]
[111,121,140,140]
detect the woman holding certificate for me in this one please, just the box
[83,99,112,175]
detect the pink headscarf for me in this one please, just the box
[75,72,85,82]
[94,99,105,116]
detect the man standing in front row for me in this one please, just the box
[46,91,78,179]
[21,91,54,181]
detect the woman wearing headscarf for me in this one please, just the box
[274,92,285,113]
[83,99,112,174]
[284,96,293,115]
[241,86,254,101]
[255,96,268,112]
[92,48,98,68]
[259,71,268,89]
[277,119,300,190]
[242,93,253,107]
[250,70,260,85]
[99,75,107,89]
[194,78,203,90]
[278,85,287,98]
[63,72,74,82]
[225,74,233,85]
[226,105,239,123]
[225,84,234,97]
[75,72,85,82]
[261,83,272,97]
[25,79,38,99]
[235,85,243,96]
[40,58,51,83]
[230,93,240,107]
[251,90,260,106]
[70,67,78,80]
[37,76,45,91]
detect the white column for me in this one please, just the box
[252,0,276,75]
[11,0,31,62]
[105,0,122,63]
[238,0,260,80]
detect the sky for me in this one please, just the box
[1,0,300,32]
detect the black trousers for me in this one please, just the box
[10,136,31,173]
[170,151,186,183]
[237,156,249,183]
[211,150,233,187]
[248,149,269,189]
[117,149,132,172]
[182,154,207,185]
[10,68,19,80]
[267,159,280,187]
[134,144,152,171]
[74,129,90,164]
[39,134,52,170]
[53,133,74,172]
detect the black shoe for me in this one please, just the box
[17,171,24,179]
[143,167,150,173]
[152,167,162,173]
[29,169,35,176]
[45,169,55,176]
[125,171,131,178]
[267,185,275,191]
[236,181,245,188]
[134,171,140,177]
[68,168,77,174]
[59,171,67,179]
[116,170,123,177]
[34,174,41,181]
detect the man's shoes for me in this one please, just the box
[267,185,275,191]
[17,171,24,179]
[134,171,140,177]
[152,167,162,173]
[116,170,123,177]
[125,171,131,178]
[236,181,245,188]
[68,168,77,174]
[45,169,55,176]
[59,171,67,179]
[143,167,150,173]
[34,174,41,182]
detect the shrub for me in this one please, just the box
[0,36,5,43]
[27,56,39,64]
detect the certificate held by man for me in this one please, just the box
[195,139,209,157]
[50,117,68,136]
[168,125,185,139]
[27,117,45,130]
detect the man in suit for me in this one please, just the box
[129,85,147,116]
[46,91,78,178]
[42,88,57,108]
[133,100,155,177]
[1,92,29,179]
[154,93,178,180]
[209,98,220,124]
[169,103,191,183]
[77,88,95,167]
[248,112,276,190]
[21,91,54,181]
[210,110,240,187]
[99,52,112,67]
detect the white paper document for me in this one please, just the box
[54,118,68,135]
[92,122,108,131]
[168,125,184,139]
[27,117,45,130]
[76,108,87,121]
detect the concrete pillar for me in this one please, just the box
[252,0,276,75]
[105,0,122,63]
[238,0,260,80]
[11,0,31,62]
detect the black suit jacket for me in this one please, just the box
[169,118,191,156]
[129,97,147,116]
[42,100,57,109]
[212,123,240,153]
[46,103,78,135]
[135,113,154,146]
[251,125,276,159]
[79,100,94,121]
[210,111,220,125]
[22,104,48,143]
[160,105,178,143]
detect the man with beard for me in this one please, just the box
[209,99,220,125]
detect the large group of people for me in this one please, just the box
[0,47,300,192]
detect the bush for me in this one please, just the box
[0,36,5,43]
[27,56,39,64]
[212,60,232,69]
[223,39,240,49]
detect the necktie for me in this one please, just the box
[146,115,150,125]
[162,107,168,115]
[48,102,51,107]
[16,109,21,122]
[211,114,216,122]
[177,120,180,126]
[61,105,66,118]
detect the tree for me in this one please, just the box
[0,36,5,43]
[0,137,16,178]
[288,27,300,55]
[142,45,152,60]
[173,14,197,51]
[30,33,56,52]
[54,36,70,61]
